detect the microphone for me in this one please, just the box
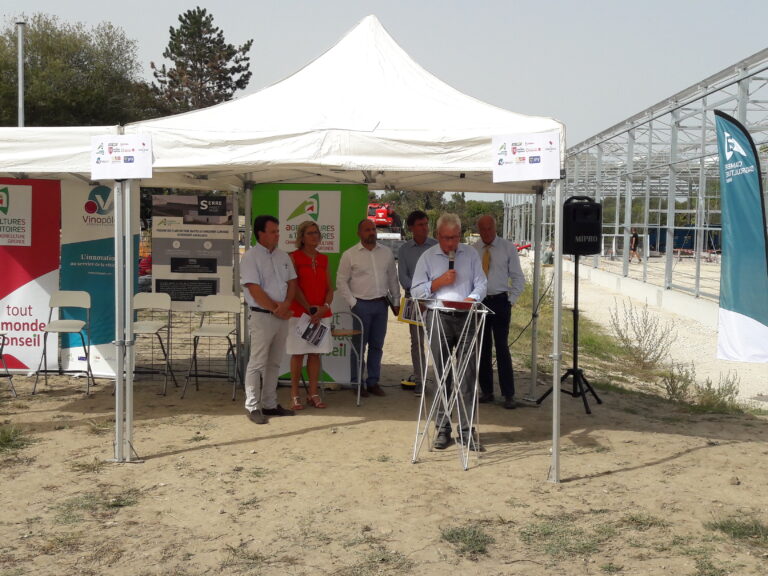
[448,250,455,270]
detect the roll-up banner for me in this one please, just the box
[0,179,61,373]
[59,181,140,376]
[250,183,368,383]
[714,110,768,362]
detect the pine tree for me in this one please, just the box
[151,7,253,113]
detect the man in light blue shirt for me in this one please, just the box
[240,215,297,424]
[411,213,487,450]
[397,210,437,395]
[475,214,525,409]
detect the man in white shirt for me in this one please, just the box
[337,219,400,396]
[240,215,297,424]
[475,214,525,409]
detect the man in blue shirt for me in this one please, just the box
[475,214,525,409]
[397,210,437,395]
[240,215,298,424]
[411,213,487,450]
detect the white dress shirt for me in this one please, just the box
[474,236,525,304]
[336,242,401,308]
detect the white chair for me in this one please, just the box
[183,294,241,400]
[133,292,178,396]
[33,290,95,395]
[0,331,17,397]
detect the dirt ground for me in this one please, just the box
[2,281,768,576]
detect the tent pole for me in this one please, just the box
[241,180,253,383]
[113,180,126,462]
[548,179,563,483]
[123,180,135,460]
[526,185,544,400]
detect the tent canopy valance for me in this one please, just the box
[0,15,564,193]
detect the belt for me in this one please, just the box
[434,309,469,316]
[356,297,387,303]
[249,306,271,314]
[484,293,508,301]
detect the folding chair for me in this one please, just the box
[329,310,364,406]
[33,290,96,395]
[133,292,178,396]
[0,331,17,397]
[183,294,241,400]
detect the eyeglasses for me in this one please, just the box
[439,235,460,241]
[305,230,321,236]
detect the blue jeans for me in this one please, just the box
[351,299,389,388]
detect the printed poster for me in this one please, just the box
[152,194,235,311]
[59,181,140,377]
[0,179,60,372]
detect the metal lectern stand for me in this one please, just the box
[411,300,490,470]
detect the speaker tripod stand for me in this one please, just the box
[536,254,602,414]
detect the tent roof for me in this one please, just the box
[1,15,564,194]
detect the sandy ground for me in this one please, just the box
[2,283,768,575]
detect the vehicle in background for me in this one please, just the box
[367,202,403,230]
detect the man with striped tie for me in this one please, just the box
[474,214,525,409]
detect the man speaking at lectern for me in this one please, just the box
[411,213,487,450]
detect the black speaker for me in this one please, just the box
[563,196,602,255]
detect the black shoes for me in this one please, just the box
[458,430,485,452]
[248,410,267,425]
[480,393,517,408]
[433,430,453,450]
[262,404,295,416]
[433,429,484,451]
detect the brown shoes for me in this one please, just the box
[367,384,386,397]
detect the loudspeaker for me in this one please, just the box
[563,196,602,255]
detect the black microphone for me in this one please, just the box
[448,250,455,270]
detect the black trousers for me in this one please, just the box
[478,294,515,398]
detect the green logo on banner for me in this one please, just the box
[0,187,9,215]
[287,193,319,221]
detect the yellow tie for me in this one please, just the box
[482,245,491,276]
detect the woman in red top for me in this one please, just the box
[287,221,334,409]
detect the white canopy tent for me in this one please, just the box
[0,15,566,480]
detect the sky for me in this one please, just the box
[3,0,768,146]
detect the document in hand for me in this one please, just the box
[295,313,328,346]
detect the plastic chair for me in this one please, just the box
[33,290,95,395]
[330,311,364,406]
[133,292,178,396]
[0,331,17,397]
[183,294,241,400]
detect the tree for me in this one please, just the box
[0,14,166,126]
[152,7,253,113]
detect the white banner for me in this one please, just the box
[91,134,153,180]
[492,131,561,182]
